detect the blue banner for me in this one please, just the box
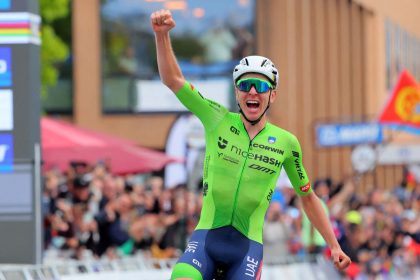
[0,47,12,87]
[0,0,11,10]
[316,123,383,147]
[0,134,13,172]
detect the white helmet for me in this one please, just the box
[233,55,279,88]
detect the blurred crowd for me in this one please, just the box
[42,162,420,280]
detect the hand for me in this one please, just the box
[331,247,351,270]
[150,9,176,33]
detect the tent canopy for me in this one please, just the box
[41,117,180,174]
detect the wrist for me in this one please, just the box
[154,31,170,38]
[329,243,341,251]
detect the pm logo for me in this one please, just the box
[0,48,12,87]
[268,136,276,144]
[0,134,13,172]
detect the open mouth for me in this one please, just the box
[246,100,260,109]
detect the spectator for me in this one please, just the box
[263,202,291,264]
[301,180,329,258]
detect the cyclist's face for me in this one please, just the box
[235,73,277,120]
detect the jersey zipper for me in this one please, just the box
[230,141,251,224]
[230,123,267,225]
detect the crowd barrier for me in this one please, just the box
[0,255,346,280]
[2,254,418,280]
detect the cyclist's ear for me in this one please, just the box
[234,87,240,102]
[269,89,277,104]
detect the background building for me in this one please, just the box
[47,0,420,191]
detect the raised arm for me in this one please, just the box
[150,9,185,93]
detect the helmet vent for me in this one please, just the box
[261,59,267,67]
[245,58,249,66]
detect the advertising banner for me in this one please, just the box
[316,123,383,147]
[0,133,12,172]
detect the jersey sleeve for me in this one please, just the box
[175,81,228,131]
[282,134,312,196]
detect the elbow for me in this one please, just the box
[162,76,185,92]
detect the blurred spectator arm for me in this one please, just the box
[328,178,355,212]
[300,192,340,250]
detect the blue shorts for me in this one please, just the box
[176,225,263,280]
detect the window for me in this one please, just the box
[101,0,256,113]
[385,18,420,91]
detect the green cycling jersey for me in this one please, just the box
[176,81,312,244]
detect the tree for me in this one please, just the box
[40,0,70,96]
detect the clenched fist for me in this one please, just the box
[150,9,176,33]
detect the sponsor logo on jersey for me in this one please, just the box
[266,189,273,202]
[245,256,259,278]
[268,136,276,144]
[292,151,305,180]
[252,142,284,155]
[185,241,199,253]
[203,182,208,196]
[218,137,228,149]
[231,145,281,167]
[193,259,202,268]
[249,163,276,175]
[208,100,220,108]
[218,153,239,164]
[190,83,206,100]
[204,155,210,179]
[300,182,311,193]
[230,126,240,135]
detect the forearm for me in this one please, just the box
[301,192,340,250]
[155,32,185,92]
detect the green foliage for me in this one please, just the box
[40,0,70,96]
[172,35,204,60]
[40,0,69,23]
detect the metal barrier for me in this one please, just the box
[1,255,418,280]
[0,255,339,280]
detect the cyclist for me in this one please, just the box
[151,9,351,280]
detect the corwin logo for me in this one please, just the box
[230,126,240,135]
[268,136,276,144]
[292,151,305,180]
[218,137,228,149]
[0,47,12,87]
[249,163,276,175]
[0,134,13,172]
[252,142,284,155]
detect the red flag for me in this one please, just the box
[378,70,420,129]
